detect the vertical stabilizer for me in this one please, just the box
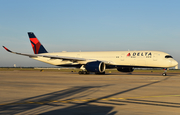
[28,32,48,54]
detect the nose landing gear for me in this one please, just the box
[162,73,167,76]
[162,68,167,76]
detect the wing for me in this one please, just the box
[3,46,39,57]
[3,46,86,61]
[3,46,114,64]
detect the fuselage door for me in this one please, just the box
[121,54,125,61]
[153,53,157,61]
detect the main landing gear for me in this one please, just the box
[95,72,106,75]
[78,71,90,75]
[78,65,90,74]
[78,71,106,75]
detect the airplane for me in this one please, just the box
[3,32,178,76]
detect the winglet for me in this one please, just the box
[2,46,12,52]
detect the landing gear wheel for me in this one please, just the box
[78,71,90,75]
[162,68,167,76]
[101,72,105,74]
[78,71,83,74]
[162,73,167,76]
[85,71,90,74]
[95,72,105,75]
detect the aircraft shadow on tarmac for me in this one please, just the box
[109,99,180,108]
[104,73,177,76]
[0,76,180,115]
[0,85,116,115]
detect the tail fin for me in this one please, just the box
[28,32,48,54]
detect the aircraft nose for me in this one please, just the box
[172,60,178,66]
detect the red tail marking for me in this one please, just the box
[30,38,41,54]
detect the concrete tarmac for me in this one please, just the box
[0,71,180,115]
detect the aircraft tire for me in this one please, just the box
[78,71,89,75]
[95,72,105,75]
[162,73,167,76]
[78,71,83,74]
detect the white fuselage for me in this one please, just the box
[31,50,178,68]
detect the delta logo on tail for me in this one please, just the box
[28,32,48,54]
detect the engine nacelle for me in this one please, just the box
[117,67,134,72]
[85,61,106,73]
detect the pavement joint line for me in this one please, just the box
[0,94,180,106]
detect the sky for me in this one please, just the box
[0,0,180,67]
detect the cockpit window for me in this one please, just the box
[165,55,173,58]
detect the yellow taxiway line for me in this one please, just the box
[0,94,180,106]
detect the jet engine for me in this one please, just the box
[117,67,134,72]
[85,61,106,73]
